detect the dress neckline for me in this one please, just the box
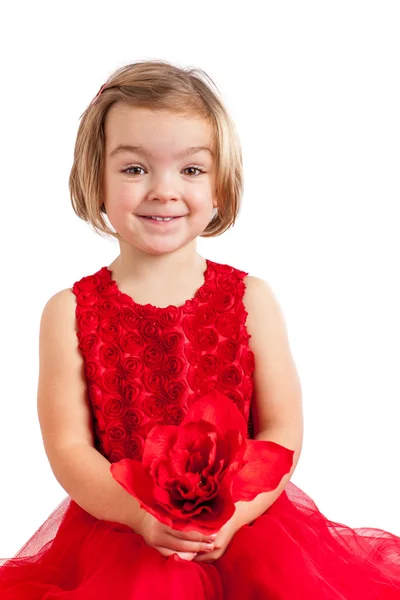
[102,258,212,311]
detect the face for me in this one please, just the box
[102,104,218,256]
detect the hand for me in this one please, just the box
[133,510,218,561]
[193,508,244,564]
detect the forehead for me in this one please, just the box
[104,104,214,154]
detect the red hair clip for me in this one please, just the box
[90,83,108,107]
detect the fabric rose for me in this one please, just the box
[110,389,294,534]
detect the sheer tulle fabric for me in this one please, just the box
[1,481,400,599]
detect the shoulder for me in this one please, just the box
[40,265,103,323]
[42,287,78,312]
[241,274,290,355]
[211,262,284,326]
[39,288,78,336]
[242,274,283,318]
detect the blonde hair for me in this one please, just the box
[69,59,243,240]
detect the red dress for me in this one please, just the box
[1,258,400,599]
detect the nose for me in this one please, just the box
[147,172,181,203]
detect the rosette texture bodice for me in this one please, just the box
[72,259,256,463]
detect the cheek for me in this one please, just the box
[109,187,138,212]
[105,172,139,205]
[190,187,214,210]
[119,191,136,208]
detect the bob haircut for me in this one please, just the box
[69,59,243,240]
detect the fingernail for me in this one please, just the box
[205,543,214,550]
[209,534,218,540]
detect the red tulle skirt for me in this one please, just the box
[1,481,400,599]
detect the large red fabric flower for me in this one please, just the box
[110,389,294,534]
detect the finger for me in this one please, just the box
[154,546,197,561]
[175,551,198,561]
[193,550,218,563]
[164,534,215,554]
[164,526,218,543]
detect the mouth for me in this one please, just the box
[138,215,184,220]
[137,215,186,227]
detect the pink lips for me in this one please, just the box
[138,215,183,219]
[137,215,185,219]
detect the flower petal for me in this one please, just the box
[176,421,216,457]
[168,448,191,477]
[160,480,236,534]
[182,389,247,438]
[231,440,295,501]
[111,460,180,522]
[187,481,236,534]
[110,459,155,506]
[142,424,178,467]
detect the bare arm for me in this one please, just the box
[36,289,214,559]
[37,289,145,531]
[235,276,304,526]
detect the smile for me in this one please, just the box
[138,215,185,226]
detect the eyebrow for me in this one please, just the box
[109,144,214,159]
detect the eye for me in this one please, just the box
[122,165,145,176]
[183,166,205,177]
[121,165,205,177]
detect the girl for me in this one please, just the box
[0,59,399,599]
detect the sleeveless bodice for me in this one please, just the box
[72,259,255,463]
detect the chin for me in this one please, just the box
[140,241,186,256]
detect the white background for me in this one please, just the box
[0,1,399,557]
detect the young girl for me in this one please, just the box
[0,59,399,599]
